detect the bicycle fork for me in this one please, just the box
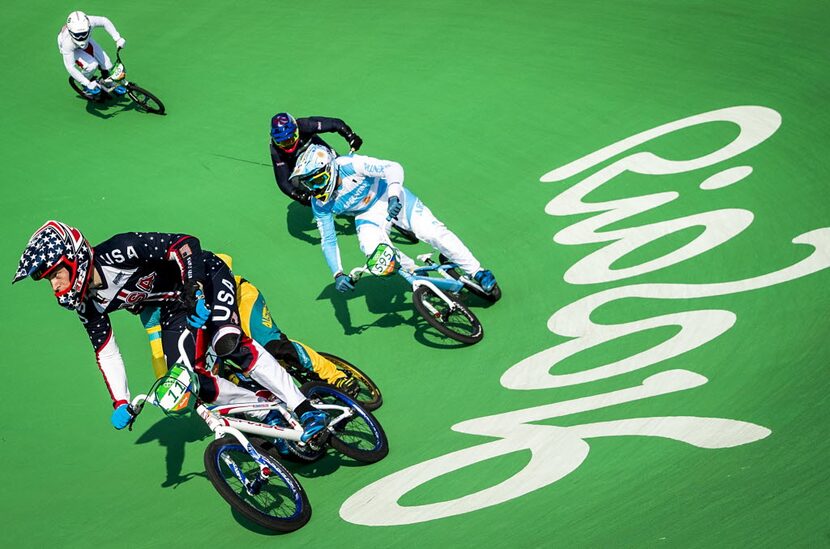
[197,403,275,496]
[219,441,273,496]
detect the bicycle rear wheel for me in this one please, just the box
[302,382,389,464]
[204,437,311,532]
[126,83,165,114]
[319,352,383,411]
[412,285,484,344]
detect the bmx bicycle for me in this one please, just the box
[127,332,388,532]
[68,47,165,114]
[348,241,487,344]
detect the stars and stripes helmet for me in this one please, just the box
[289,144,337,203]
[12,220,94,311]
[270,112,300,153]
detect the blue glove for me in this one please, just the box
[387,196,402,220]
[335,273,355,293]
[187,289,211,328]
[86,84,101,96]
[111,403,134,430]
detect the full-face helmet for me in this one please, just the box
[66,11,91,49]
[289,144,337,203]
[12,220,94,311]
[270,112,300,153]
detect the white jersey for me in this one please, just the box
[57,15,122,87]
[312,154,404,274]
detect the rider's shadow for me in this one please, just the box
[285,202,356,245]
[134,414,211,488]
[80,95,137,119]
[317,277,414,336]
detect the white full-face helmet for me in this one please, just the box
[66,11,91,48]
[290,144,338,203]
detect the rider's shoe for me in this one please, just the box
[474,269,497,293]
[113,85,127,95]
[264,410,290,457]
[299,410,328,442]
[333,375,360,398]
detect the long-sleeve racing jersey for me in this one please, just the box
[57,15,123,88]
[77,232,204,408]
[311,154,404,275]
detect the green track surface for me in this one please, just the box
[2,1,828,546]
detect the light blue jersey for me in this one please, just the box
[312,154,404,275]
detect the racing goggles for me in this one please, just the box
[272,128,299,150]
[305,169,331,193]
[69,29,90,42]
[303,167,336,202]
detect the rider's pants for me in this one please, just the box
[157,254,307,411]
[354,187,483,275]
[70,39,114,79]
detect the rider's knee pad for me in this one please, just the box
[212,325,242,357]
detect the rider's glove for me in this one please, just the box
[85,82,101,95]
[111,403,134,430]
[187,290,211,328]
[116,38,126,49]
[182,281,211,328]
[387,196,402,220]
[347,132,363,151]
[334,272,355,293]
[291,188,311,206]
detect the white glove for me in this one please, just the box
[116,38,126,49]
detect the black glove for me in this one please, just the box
[347,132,363,151]
[181,280,204,311]
[291,188,312,206]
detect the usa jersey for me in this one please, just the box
[78,232,204,408]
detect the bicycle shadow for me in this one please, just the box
[77,94,139,119]
[134,414,211,488]
[317,278,475,349]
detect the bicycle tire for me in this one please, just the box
[319,352,383,411]
[412,285,484,344]
[301,382,389,464]
[438,254,502,303]
[204,437,311,532]
[126,83,165,115]
[68,76,103,101]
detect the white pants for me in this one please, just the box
[355,188,482,276]
[71,39,114,79]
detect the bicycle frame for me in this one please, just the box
[349,245,466,309]
[130,389,355,493]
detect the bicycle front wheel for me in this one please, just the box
[319,352,383,411]
[126,83,165,114]
[302,382,389,464]
[412,285,484,344]
[204,437,311,532]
